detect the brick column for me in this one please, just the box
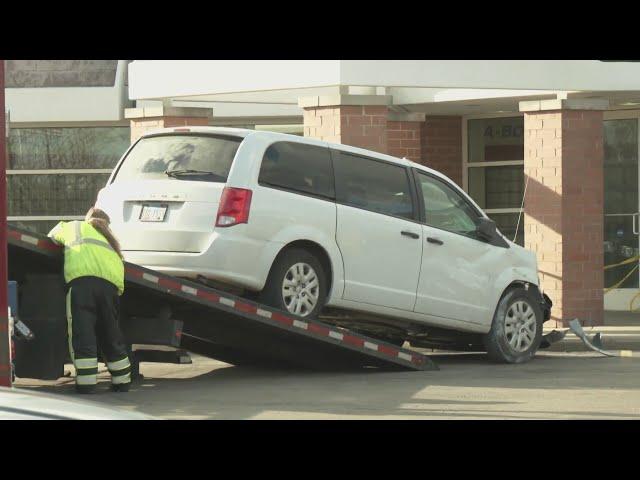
[125,106,213,143]
[387,113,425,163]
[421,116,463,187]
[300,95,392,154]
[521,99,607,327]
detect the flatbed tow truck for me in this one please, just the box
[7,226,437,381]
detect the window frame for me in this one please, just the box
[330,148,420,223]
[463,113,525,219]
[257,140,336,202]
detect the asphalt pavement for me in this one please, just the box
[15,350,640,419]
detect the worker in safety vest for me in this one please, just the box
[48,207,131,394]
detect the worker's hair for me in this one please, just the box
[85,207,123,259]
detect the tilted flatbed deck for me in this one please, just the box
[7,226,437,375]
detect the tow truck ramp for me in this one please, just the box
[7,226,436,376]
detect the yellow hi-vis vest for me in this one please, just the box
[48,221,125,296]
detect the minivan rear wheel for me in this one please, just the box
[260,248,327,318]
[484,287,543,364]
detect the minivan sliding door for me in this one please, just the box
[332,151,422,311]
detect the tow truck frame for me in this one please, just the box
[7,226,437,377]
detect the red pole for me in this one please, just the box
[0,60,10,388]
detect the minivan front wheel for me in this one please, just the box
[484,287,543,364]
[260,248,327,318]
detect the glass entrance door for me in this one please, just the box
[603,118,639,310]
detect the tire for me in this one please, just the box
[259,248,328,318]
[484,287,543,364]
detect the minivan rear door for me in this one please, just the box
[96,133,243,253]
[332,151,422,311]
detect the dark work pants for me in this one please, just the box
[66,276,131,387]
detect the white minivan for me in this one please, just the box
[96,127,552,363]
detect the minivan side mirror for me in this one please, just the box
[476,217,498,242]
[476,217,509,248]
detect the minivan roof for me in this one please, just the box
[139,126,449,182]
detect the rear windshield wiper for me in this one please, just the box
[164,169,224,180]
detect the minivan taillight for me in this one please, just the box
[216,187,252,227]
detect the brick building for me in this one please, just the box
[6,60,640,326]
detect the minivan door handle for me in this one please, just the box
[426,237,444,245]
[400,231,420,239]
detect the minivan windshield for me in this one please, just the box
[112,134,242,183]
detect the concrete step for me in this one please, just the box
[543,326,640,352]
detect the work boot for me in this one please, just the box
[110,383,130,393]
[76,384,96,394]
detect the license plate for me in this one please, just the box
[139,204,167,222]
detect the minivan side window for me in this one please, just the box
[416,172,480,236]
[332,151,414,220]
[258,142,335,199]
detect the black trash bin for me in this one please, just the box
[14,274,67,380]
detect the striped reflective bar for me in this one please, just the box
[112,372,131,385]
[292,319,308,330]
[142,273,159,284]
[75,358,98,369]
[196,290,220,303]
[272,313,293,326]
[159,278,181,291]
[21,235,39,246]
[329,330,344,341]
[219,297,235,307]
[256,308,272,319]
[398,352,413,362]
[181,285,198,296]
[307,323,330,336]
[364,341,379,351]
[343,335,364,347]
[107,357,130,372]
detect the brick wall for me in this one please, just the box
[387,121,423,163]
[303,105,388,154]
[524,110,604,327]
[130,116,210,143]
[421,116,462,186]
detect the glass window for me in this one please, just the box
[8,127,130,170]
[604,119,638,215]
[468,117,524,163]
[7,174,110,216]
[259,142,334,199]
[114,134,242,183]
[466,116,525,246]
[467,165,524,210]
[603,119,639,289]
[333,151,413,219]
[490,212,524,246]
[417,172,479,235]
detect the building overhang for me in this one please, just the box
[127,61,640,120]
[5,60,132,123]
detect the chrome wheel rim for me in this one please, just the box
[282,262,319,317]
[504,300,537,352]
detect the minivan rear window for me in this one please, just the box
[258,142,335,199]
[112,134,242,183]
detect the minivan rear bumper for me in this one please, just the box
[122,229,279,292]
